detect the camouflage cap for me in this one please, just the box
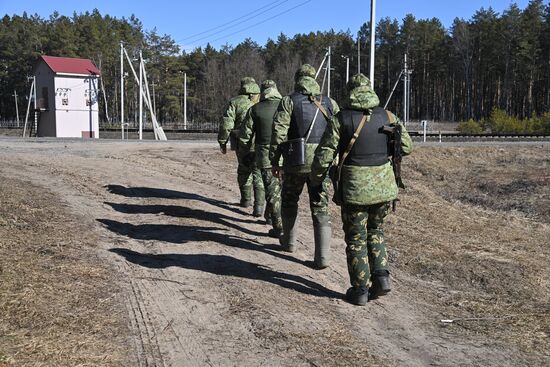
[241,77,256,87]
[348,73,372,91]
[294,64,316,81]
[346,73,380,110]
[261,79,277,92]
[240,76,260,95]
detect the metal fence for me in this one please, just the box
[99,120,218,131]
[0,120,22,128]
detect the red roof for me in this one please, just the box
[40,55,101,76]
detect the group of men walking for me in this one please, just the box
[217,64,413,306]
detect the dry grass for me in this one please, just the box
[388,144,550,359]
[0,177,128,366]
[1,141,549,366]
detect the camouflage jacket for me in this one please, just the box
[239,85,282,168]
[310,83,413,206]
[269,76,340,174]
[217,94,258,146]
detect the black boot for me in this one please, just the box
[268,228,282,238]
[240,198,252,208]
[369,270,391,300]
[345,287,369,306]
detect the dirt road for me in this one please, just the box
[1,138,548,366]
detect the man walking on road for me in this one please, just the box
[310,74,413,305]
[269,64,339,269]
[239,80,283,237]
[218,77,265,216]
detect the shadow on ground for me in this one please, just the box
[104,202,264,236]
[97,219,304,266]
[105,184,249,216]
[110,248,340,299]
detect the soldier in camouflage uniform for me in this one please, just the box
[239,80,283,237]
[310,74,413,305]
[270,64,339,269]
[218,77,265,216]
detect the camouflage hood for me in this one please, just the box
[239,77,261,95]
[346,74,380,111]
[261,79,282,101]
[295,76,321,96]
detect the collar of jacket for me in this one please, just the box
[261,87,282,101]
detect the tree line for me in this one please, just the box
[0,1,548,129]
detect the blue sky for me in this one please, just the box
[1,0,531,51]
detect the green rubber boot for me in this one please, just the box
[313,215,332,269]
[280,207,298,252]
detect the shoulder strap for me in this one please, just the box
[385,110,393,124]
[303,95,325,143]
[310,95,331,121]
[336,113,368,179]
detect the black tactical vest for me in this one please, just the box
[251,99,280,146]
[339,107,390,166]
[288,92,333,144]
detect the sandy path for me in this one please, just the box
[0,138,547,366]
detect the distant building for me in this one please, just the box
[34,55,101,138]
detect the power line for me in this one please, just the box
[179,0,288,42]
[185,0,290,45]
[202,0,312,47]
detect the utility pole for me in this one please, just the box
[403,53,412,125]
[184,72,187,130]
[98,58,110,123]
[33,76,37,134]
[88,76,93,137]
[139,50,143,140]
[345,56,350,84]
[151,80,157,118]
[120,41,124,139]
[369,0,376,89]
[23,76,35,137]
[357,36,361,74]
[327,46,331,98]
[12,90,20,127]
[383,54,412,123]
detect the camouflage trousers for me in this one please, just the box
[260,168,282,230]
[341,202,391,288]
[281,172,330,222]
[237,151,264,206]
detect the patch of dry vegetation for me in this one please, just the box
[0,177,128,366]
[388,144,549,362]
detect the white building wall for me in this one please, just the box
[54,76,99,138]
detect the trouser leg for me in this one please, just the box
[308,175,332,268]
[280,172,305,251]
[367,202,391,297]
[252,166,265,216]
[342,204,371,289]
[261,168,282,231]
[366,202,390,272]
[236,152,253,206]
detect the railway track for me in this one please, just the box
[99,128,550,142]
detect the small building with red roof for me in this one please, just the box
[34,55,101,138]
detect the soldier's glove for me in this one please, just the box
[271,165,281,179]
[219,143,227,154]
